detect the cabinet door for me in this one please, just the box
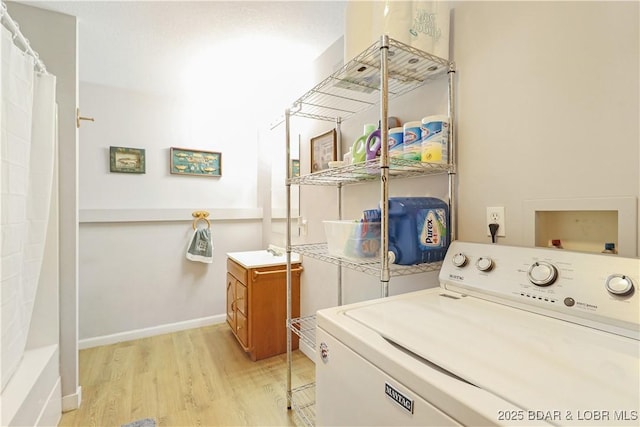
[235,281,247,316]
[226,273,236,330]
[246,264,301,360]
[236,310,249,349]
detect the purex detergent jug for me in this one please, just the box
[364,197,449,265]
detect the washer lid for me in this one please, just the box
[344,290,639,415]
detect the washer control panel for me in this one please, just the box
[440,241,639,338]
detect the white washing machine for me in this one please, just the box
[316,241,639,426]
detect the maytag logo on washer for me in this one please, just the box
[449,274,464,281]
[384,382,414,414]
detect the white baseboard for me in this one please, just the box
[78,315,226,349]
[61,386,81,412]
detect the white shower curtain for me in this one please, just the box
[0,25,57,391]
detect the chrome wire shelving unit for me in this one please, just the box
[284,35,456,427]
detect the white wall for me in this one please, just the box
[453,1,639,252]
[78,82,264,344]
[5,1,80,412]
[78,220,261,344]
[79,83,258,210]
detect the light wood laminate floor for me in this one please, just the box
[59,323,315,427]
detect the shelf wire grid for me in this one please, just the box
[287,315,316,349]
[289,158,452,186]
[289,382,316,427]
[288,38,451,122]
[291,243,444,276]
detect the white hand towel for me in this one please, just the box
[186,227,213,263]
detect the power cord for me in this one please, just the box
[489,223,499,244]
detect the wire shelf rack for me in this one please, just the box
[289,158,452,186]
[288,315,316,349]
[289,382,316,427]
[291,243,444,276]
[288,38,451,123]
[283,36,455,427]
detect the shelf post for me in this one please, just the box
[447,62,457,242]
[379,35,391,297]
[285,107,293,410]
[336,117,343,306]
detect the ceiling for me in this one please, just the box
[19,1,346,96]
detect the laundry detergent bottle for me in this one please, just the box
[351,123,377,163]
[365,128,381,161]
[365,197,450,265]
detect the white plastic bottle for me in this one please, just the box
[420,115,449,164]
[403,121,422,161]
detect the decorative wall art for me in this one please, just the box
[310,129,337,172]
[110,146,145,174]
[170,147,222,177]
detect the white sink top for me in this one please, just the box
[227,250,301,269]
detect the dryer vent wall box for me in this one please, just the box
[316,241,639,426]
[535,210,617,253]
[523,197,637,257]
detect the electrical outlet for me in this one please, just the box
[486,207,506,237]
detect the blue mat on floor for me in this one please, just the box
[122,419,156,427]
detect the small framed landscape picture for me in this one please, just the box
[170,147,222,177]
[310,129,337,173]
[110,146,145,174]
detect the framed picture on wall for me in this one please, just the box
[110,146,145,174]
[170,147,222,177]
[310,129,336,173]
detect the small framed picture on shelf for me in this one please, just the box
[110,146,145,174]
[310,129,337,173]
[170,147,221,177]
[291,159,300,178]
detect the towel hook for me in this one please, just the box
[76,108,95,128]
[192,210,210,230]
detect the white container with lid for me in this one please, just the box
[421,115,449,164]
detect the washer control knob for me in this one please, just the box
[528,261,558,286]
[452,253,468,267]
[476,257,494,272]
[605,274,635,296]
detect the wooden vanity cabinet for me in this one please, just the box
[226,258,302,361]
